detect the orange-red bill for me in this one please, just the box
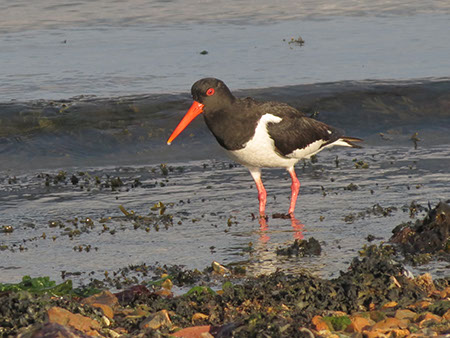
[167,101,205,145]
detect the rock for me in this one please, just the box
[172,325,213,337]
[101,315,111,326]
[443,309,450,321]
[212,261,231,275]
[105,328,121,337]
[371,317,408,331]
[362,329,389,338]
[345,315,372,333]
[200,333,214,338]
[155,288,173,297]
[114,284,151,303]
[394,309,416,320]
[440,286,450,298]
[192,312,209,323]
[409,327,440,337]
[18,322,91,338]
[162,278,173,290]
[415,273,435,295]
[81,290,118,319]
[298,327,315,338]
[140,309,172,330]
[369,311,387,322]
[416,312,442,327]
[316,330,337,338]
[408,300,432,309]
[47,306,101,336]
[381,301,398,309]
[389,328,410,337]
[311,315,331,331]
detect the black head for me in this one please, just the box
[167,78,235,145]
[191,78,235,110]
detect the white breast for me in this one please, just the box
[226,114,299,169]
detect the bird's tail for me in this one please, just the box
[338,136,363,148]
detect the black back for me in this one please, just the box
[191,78,343,154]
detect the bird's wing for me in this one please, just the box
[267,116,341,157]
[256,100,306,118]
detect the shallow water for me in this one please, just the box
[1,143,449,285]
[1,14,449,100]
[1,0,449,285]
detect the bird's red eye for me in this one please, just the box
[206,88,215,96]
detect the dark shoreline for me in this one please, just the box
[1,202,449,337]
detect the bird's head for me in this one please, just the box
[167,78,234,145]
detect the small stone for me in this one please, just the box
[312,315,331,331]
[390,328,411,337]
[95,303,114,319]
[106,328,121,337]
[395,309,416,320]
[381,301,398,309]
[81,290,118,319]
[212,261,230,275]
[362,329,388,338]
[389,276,402,288]
[443,309,450,321]
[172,325,212,337]
[372,317,408,331]
[408,300,432,309]
[155,288,173,297]
[346,316,372,333]
[162,278,173,290]
[416,312,442,327]
[298,327,315,338]
[140,309,172,330]
[47,306,101,336]
[115,285,151,303]
[101,315,111,326]
[369,311,387,322]
[409,328,439,337]
[192,312,209,323]
[21,322,88,338]
[415,273,435,295]
[317,330,339,338]
[440,286,450,298]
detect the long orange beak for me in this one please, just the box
[167,101,205,145]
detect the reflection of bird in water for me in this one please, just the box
[259,215,305,243]
[243,216,308,276]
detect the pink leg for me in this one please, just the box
[288,167,301,215]
[249,168,267,216]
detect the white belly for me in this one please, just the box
[225,114,299,169]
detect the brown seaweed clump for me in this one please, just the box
[390,200,450,264]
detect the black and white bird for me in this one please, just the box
[167,78,362,216]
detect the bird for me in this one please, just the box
[167,78,362,217]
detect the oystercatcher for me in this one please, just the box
[167,78,362,216]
